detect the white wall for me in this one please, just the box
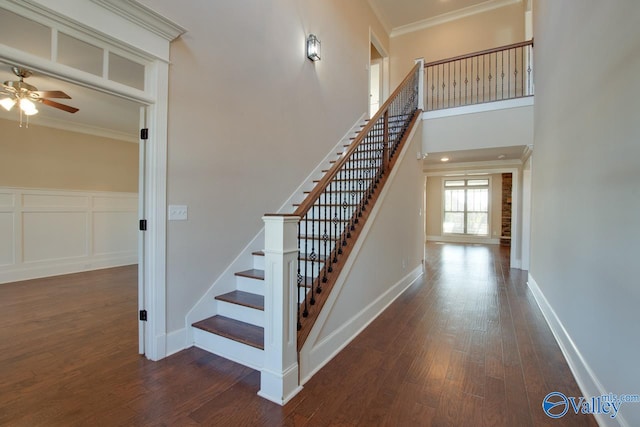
[300,119,424,381]
[422,100,534,153]
[136,0,390,333]
[530,1,640,426]
[0,187,138,283]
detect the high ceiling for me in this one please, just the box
[0,1,516,145]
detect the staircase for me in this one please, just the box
[189,61,423,403]
[192,251,267,369]
[190,122,370,370]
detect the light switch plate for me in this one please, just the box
[168,205,188,221]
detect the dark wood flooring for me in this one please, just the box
[0,244,596,426]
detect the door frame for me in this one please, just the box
[0,0,184,360]
[369,28,390,116]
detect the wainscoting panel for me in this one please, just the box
[0,187,138,284]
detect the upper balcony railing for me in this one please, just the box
[424,39,534,112]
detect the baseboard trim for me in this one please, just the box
[300,266,422,385]
[527,273,629,427]
[166,327,188,357]
[426,235,500,245]
[0,254,137,284]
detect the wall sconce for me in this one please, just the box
[306,34,321,61]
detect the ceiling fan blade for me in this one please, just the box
[40,98,79,113]
[32,90,71,99]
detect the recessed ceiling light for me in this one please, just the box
[440,157,449,162]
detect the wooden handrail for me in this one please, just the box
[293,62,420,217]
[424,39,534,68]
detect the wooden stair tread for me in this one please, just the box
[193,315,263,349]
[215,290,264,310]
[252,250,264,256]
[234,269,264,280]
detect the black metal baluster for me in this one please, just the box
[322,190,328,283]
[501,50,505,99]
[302,217,308,317]
[297,222,302,330]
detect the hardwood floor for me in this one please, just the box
[0,245,597,426]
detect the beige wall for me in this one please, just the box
[0,118,138,192]
[426,174,502,240]
[390,3,526,87]
[137,0,389,332]
[530,1,640,424]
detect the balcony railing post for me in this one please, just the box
[414,57,425,111]
[259,214,303,405]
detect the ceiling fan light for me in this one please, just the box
[0,97,16,111]
[19,98,38,115]
[24,106,38,116]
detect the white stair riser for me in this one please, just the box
[193,328,263,371]
[236,275,265,296]
[217,300,264,327]
[253,254,265,270]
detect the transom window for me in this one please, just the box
[443,179,489,236]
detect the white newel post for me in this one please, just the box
[414,57,425,111]
[258,214,303,405]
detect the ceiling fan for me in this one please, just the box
[0,67,79,123]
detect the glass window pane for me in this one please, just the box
[467,179,489,186]
[444,212,464,234]
[444,180,465,187]
[445,189,465,211]
[467,212,488,235]
[467,189,488,212]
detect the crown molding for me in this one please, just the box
[391,0,522,38]
[90,0,186,42]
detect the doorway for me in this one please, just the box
[0,1,180,361]
[369,31,389,119]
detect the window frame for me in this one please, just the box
[442,177,491,237]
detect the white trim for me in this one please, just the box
[427,235,500,245]
[527,274,629,427]
[165,327,188,357]
[422,97,534,120]
[390,0,522,38]
[301,266,422,385]
[424,159,522,173]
